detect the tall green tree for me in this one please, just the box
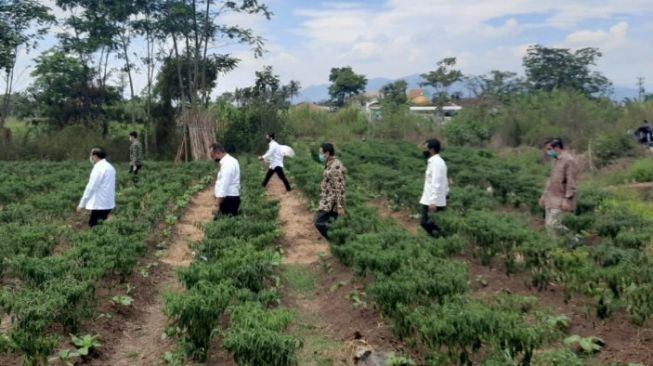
[0,0,55,136]
[328,66,367,107]
[523,44,612,96]
[467,70,526,104]
[379,79,408,108]
[420,57,463,117]
[29,49,120,132]
[235,65,300,109]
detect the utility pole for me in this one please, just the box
[637,77,646,102]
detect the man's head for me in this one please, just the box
[266,133,275,142]
[90,147,107,164]
[319,143,335,162]
[210,143,226,162]
[129,131,138,143]
[423,138,441,158]
[544,137,564,159]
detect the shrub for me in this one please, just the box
[593,132,637,167]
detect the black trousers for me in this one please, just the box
[89,209,112,227]
[129,164,142,175]
[420,205,446,237]
[217,196,241,218]
[315,210,338,239]
[262,166,291,191]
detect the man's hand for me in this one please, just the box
[337,206,346,216]
[76,206,83,214]
[429,204,438,213]
[538,197,545,208]
[258,156,263,161]
[561,199,572,212]
[212,206,220,216]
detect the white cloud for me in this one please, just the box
[564,22,629,48]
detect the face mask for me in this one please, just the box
[89,156,94,165]
[318,153,326,163]
[546,149,558,159]
[423,150,431,159]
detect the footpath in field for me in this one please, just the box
[267,176,404,366]
[96,187,215,366]
[369,199,653,365]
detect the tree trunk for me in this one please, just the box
[172,35,187,109]
[192,0,201,107]
[201,0,211,106]
[0,48,18,141]
[120,33,136,123]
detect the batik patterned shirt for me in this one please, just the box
[319,157,346,212]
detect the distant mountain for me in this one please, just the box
[294,73,637,103]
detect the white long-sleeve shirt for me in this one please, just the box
[215,154,241,198]
[419,154,449,207]
[262,140,284,169]
[79,159,116,210]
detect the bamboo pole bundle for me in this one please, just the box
[175,108,217,161]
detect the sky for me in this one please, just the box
[7,0,653,98]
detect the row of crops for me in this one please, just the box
[336,141,653,328]
[163,157,302,365]
[0,161,213,365]
[287,140,649,365]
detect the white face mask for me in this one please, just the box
[89,156,95,165]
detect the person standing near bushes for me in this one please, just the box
[77,148,116,227]
[539,137,578,237]
[315,143,346,239]
[419,138,449,237]
[210,143,241,218]
[259,133,292,192]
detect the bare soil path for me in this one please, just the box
[368,199,653,365]
[93,187,215,366]
[266,176,406,366]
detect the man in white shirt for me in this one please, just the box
[259,133,292,192]
[77,148,116,227]
[419,138,449,237]
[210,143,241,217]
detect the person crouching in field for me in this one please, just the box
[210,143,241,218]
[315,143,346,239]
[129,131,143,181]
[259,133,292,192]
[539,138,578,237]
[77,148,116,227]
[419,138,449,237]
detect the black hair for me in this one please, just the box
[545,137,564,149]
[425,138,441,154]
[267,133,275,140]
[91,147,107,159]
[210,143,226,153]
[129,131,138,138]
[321,143,335,156]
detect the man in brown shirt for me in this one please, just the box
[539,138,578,237]
[315,143,346,239]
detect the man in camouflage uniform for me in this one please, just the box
[314,143,346,239]
[129,131,143,179]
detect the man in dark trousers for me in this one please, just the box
[210,143,241,218]
[77,148,116,227]
[419,138,449,237]
[259,133,292,192]
[314,143,346,239]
